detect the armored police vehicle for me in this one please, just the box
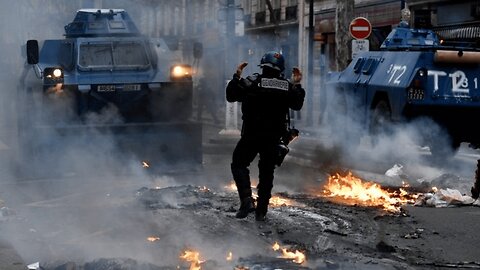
[20,9,201,175]
[328,21,480,155]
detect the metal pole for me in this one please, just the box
[225,0,235,81]
[307,0,314,126]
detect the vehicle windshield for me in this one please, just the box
[78,41,149,71]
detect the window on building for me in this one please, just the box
[285,5,297,20]
[287,0,297,6]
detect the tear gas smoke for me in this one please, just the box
[315,81,477,192]
[0,1,281,268]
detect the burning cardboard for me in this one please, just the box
[322,172,417,212]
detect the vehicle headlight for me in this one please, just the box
[53,68,62,78]
[170,65,192,80]
[44,67,64,80]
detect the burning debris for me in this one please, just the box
[269,194,305,208]
[223,181,258,193]
[147,236,160,242]
[272,241,306,264]
[322,171,418,212]
[226,251,233,261]
[224,181,237,192]
[224,181,304,207]
[180,250,204,270]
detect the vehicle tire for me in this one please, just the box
[369,100,392,138]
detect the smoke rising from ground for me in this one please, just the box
[0,1,279,268]
[314,82,477,193]
[2,1,476,268]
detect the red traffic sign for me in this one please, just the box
[350,17,372,40]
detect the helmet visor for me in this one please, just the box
[259,63,281,71]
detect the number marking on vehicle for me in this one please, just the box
[124,84,142,91]
[428,70,473,96]
[387,64,406,85]
[98,85,116,92]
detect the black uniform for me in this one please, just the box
[226,72,305,216]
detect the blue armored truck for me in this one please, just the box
[328,21,480,156]
[20,9,201,175]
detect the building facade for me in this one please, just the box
[80,0,480,128]
[408,0,480,45]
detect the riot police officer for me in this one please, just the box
[226,51,305,221]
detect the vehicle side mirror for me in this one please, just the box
[26,40,39,65]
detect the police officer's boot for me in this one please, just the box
[236,197,255,219]
[255,197,269,221]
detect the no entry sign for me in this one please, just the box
[350,17,372,40]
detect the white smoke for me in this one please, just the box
[0,1,283,268]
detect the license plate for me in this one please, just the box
[97,85,116,92]
[124,84,142,91]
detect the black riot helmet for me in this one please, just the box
[259,51,285,72]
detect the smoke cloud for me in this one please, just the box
[0,1,283,268]
[311,81,477,193]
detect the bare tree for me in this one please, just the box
[335,0,354,71]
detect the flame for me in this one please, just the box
[224,181,237,191]
[269,195,305,207]
[280,249,306,264]
[272,242,305,264]
[142,161,150,168]
[147,236,160,242]
[180,250,204,270]
[322,172,417,212]
[270,196,294,207]
[226,251,233,261]
[272,242,280,251]
[224,181,257,192]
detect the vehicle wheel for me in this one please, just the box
[369,100,392,137]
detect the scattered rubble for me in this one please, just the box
[6,173,477,270]
[415,188,477,207]
[136,185,215,209]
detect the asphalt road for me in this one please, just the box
[0,124,480,269]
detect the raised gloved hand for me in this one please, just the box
[292,67,302,84]
[235,62,248,78]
